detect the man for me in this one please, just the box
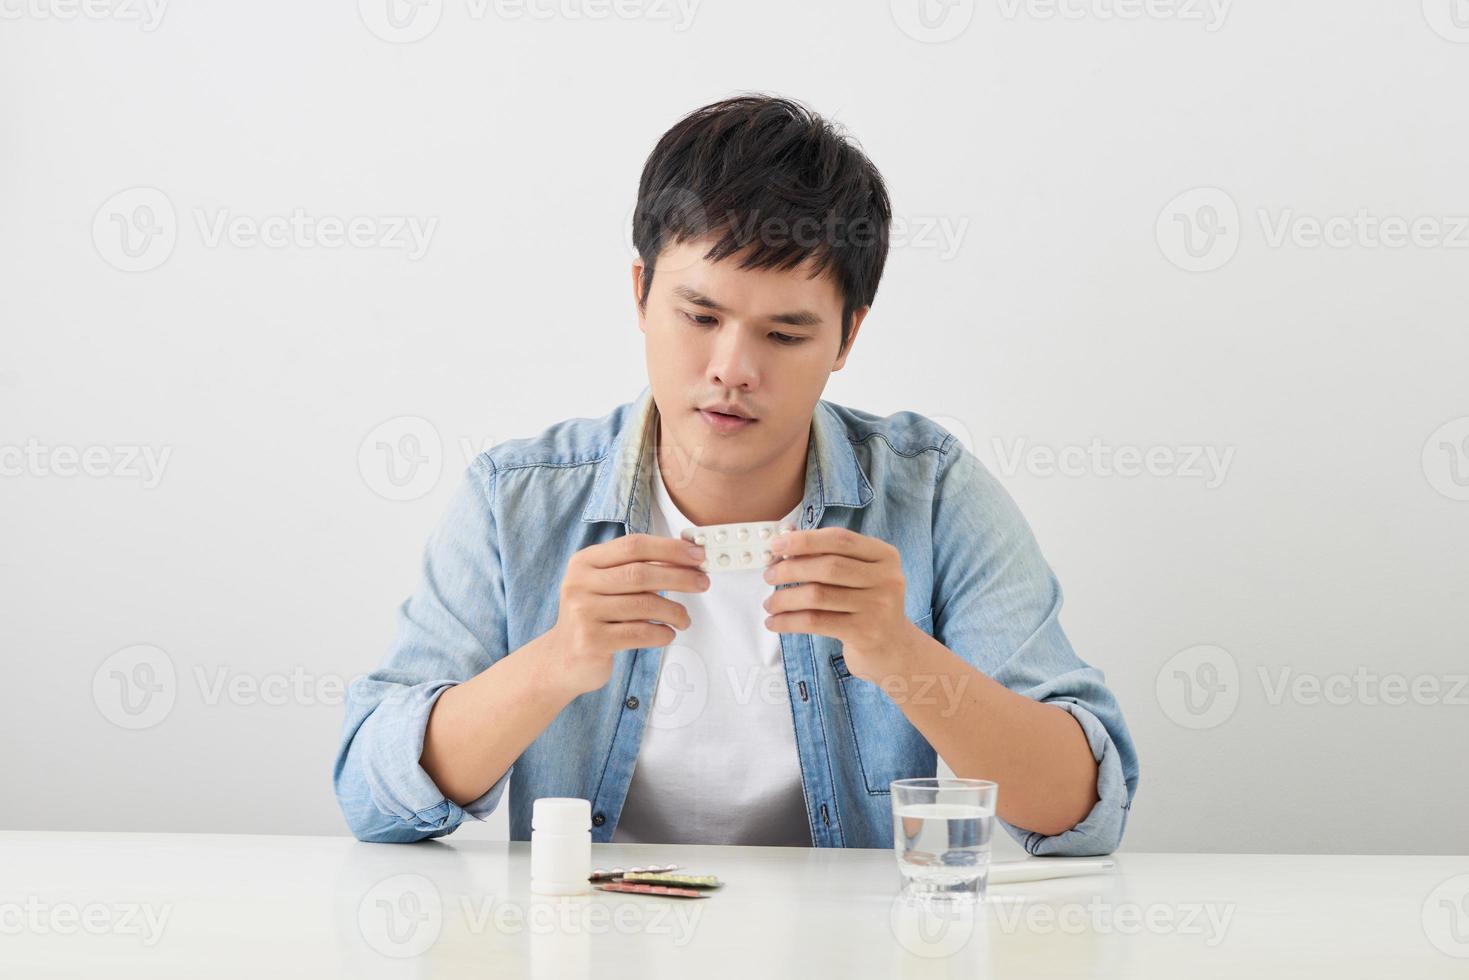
[333,94,1138,854]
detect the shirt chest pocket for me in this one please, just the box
[828,611,938,795]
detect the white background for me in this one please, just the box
[2,0,1466,854]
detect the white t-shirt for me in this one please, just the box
[611,455,811,847]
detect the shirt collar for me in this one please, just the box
[582,384,874,533]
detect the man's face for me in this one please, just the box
[633,234,866,483]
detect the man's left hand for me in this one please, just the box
[761,527,921,682]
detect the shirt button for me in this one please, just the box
[592,812,606,827]
[803,504,814,525]
[624,696,640,710]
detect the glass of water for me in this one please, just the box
[890,777,998,902]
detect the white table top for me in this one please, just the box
[1,831,1464,978]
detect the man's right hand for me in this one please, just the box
[540,533,710,698]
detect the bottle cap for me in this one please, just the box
[532,797,591,833]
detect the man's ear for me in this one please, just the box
[631,260,648,334]
[832,306,869,371]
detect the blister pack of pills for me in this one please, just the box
[619,871,721,889]
[594,881,708,899]
[680,520,796,573]
[588,864,680,882]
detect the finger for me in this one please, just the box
[590,561,710,596]
[763,582,867,617]
[592,593,692,630]
[765,553,883,588]
[605,620,677,649]
[771,526,892,562]
[585,532,706,570]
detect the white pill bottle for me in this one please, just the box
[530,797,592,895]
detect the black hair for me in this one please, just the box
[632,94,892,354]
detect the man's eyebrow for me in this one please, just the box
[769,309,823,328]
[672,285,727,311]
[672,285,823,328]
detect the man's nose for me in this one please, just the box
[707,327,759,390]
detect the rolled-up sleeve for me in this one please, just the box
[930,437,1140,857]
[332,456,512,843]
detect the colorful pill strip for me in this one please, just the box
[588,864,680,882]
[620,871,722,888]
[595,881,707,899]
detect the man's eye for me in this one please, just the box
[681,311,803,344]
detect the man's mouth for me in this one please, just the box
[696,408,758,430]
[699,403,756,420]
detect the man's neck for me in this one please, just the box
[654,417,808,528]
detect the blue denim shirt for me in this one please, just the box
[333,385,1139,854]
